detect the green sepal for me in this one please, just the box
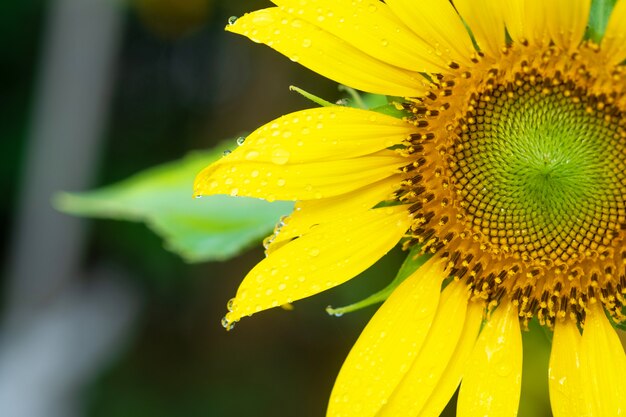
[54,141,293,263]
[370,102,410,119]
[288,85,336,107]
[586,0,617,43]
[326,245,431,316]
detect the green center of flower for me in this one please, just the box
[449,78,626,265]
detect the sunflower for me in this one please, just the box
[194,0,626,415]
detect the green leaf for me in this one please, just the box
[326,245,431,316]
[54,142,293,263]
[587,0,617,43]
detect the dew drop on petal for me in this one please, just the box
[277,178,286,186]
[302,38,312,48]
[308,247,320,257]
[245,150,260,160]
[271,149,291,165]
[236,136,246,146]
[223,149,232,156]
[278,283,287,291]
[227,298,236,312]
[227,16,238,25]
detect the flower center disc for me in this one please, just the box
[450,77,626,266]
[399,44,626,326]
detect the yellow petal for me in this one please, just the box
[601,0,626,65]
[579,304,626,416]
[272,0,449,73]
[384,0,475,66]
[549,319,591,417]
[502,0,548,46]
[454,0,504,58]
[267,175,402,253]
[227,8,428,96]
[417,301,484,417]
[458,302,523,417]
[194,150,405,202]
[327,258,447,417]
[377,280,470,416]
[224,205,411,324]
[216,107,415,165]
[544,0,591,50]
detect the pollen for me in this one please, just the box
[397,42,626,328]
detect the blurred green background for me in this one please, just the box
[0,0,551,416]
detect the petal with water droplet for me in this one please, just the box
[224,205,411,323]
[549,319,590,417]
[500,0,547,46]
[327,258,447,417]
[377,280,470,416]
[194,150,405,202]
[271,0,449,72]
[453,0,505,57]
[579,304,626,416]
[384,0,475,66]
[457,302,523,417]
[543,0,590,51]
[416,301,483,417]
[226,8,428,96]
[267,175,401,254]
[217,107,416,165]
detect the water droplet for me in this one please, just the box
[325,306,344,317]
[223,149,232,156]
[229,188,239,196]
[194,194,203,199]
[335,98,348,106]
[302,38,312,48]
[277,178,286,187]
[381,38,389,47]
[245,150,259,160]
[227,16,238,25]
[236,136,246,146]
[250,170,259,178]
[308,247,320,257]
[265,288,273,296]
[271,149,291,165]
[221,316,236,331]
[227,298,236,311]
[290,55,300,62]
[278,283,287,291]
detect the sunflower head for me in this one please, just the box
[396,41,626,328]
[195,0,626,416]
